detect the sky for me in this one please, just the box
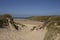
[0,0,60,17]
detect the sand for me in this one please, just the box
[0,19,47,40]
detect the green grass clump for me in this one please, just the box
[30,26,36,31]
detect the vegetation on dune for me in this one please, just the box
[0,15,8,28]
[28,16,60,22]
[0,13,27,30]
[30,26,36,31]
[0,14,19,30]
[29,16,60,40]
[28,16,50,21]
[43,24,60,40]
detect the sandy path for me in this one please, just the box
[22,24,47,40]
[14,19,47,40]
[0,19,47,40]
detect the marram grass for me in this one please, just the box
[44,25,60,40]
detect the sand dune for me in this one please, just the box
[0,19,47,40]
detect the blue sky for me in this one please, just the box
[0,0,60,17]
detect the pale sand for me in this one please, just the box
[0,19,47,40]
[14,19,47,40]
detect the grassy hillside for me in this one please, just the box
[28,15,60,22]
